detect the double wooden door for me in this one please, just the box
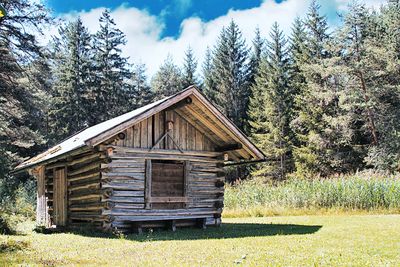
[53,167,67,226]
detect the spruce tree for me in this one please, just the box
[151,55,184,99]
[49,18,92,141]
[249,27,264,86]
[342,2,400,171]
[249,23,293,179]
[0,0,50,195]
[90,10,131,124]
[129,63,154,108]
[201,46,216,100]
[212,20,251,129]
[182,46,198,88]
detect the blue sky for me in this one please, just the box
[43,0,386,77]
[46,0,282,38]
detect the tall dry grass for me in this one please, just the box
[223,172,400,217]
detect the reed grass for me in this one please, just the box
[224,173,400,217]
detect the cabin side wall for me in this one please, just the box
[41,150,106,229]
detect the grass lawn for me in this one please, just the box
[1,214,399,266]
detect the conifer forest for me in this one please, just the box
[1,0,400,201]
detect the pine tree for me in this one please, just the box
[201,46,216,100]
[288,17,308,100]
[249,27,264,85]
[249,23,293,179]
[212,20,251,129]
[0,0,51,195]
[90,10,131,124]
[151,55,184,99]
[49,18,92,141]
[129,63,154,108]
[291,1,349,177]
[305,0,329,60]
[342,2,400,171]
[182,46,198,88]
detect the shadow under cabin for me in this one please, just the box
[14,86,266,233]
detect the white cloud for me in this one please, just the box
[48,0,388,78]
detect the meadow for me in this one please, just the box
[1,215,399,266]
[1,174,400,266]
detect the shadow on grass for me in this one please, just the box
[64,222,322,242]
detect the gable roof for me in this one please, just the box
[15,86,265,171]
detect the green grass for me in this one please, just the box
[224,175,400,217]
[1,215,399,266]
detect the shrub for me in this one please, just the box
[0,185,36,235]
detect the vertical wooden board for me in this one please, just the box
[181,119,187,150]
[165,111,172,149]
[195,130,203,151]
[126,127,133,147]
[36,166,46,225]
[145,159,152,209]
[174,112,183,149]
[153,113,160,148]
[188,124,194,150]
[140,119,147,148]
[147,116,153,148]
[54,167,67,226]
[61,168,66,225]
[133,124,140,148]
[159,111,165,149]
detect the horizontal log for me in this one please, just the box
[110,190,144,197]
[101,183,144,190]
[69,193,102,201]
[69,197,102,205]
[109,146,223,158]
[46,161,66,169]
[69,188,103,197]
[69,181,100,192]
[110,154,223,163]
[113,203,145,209]
[101,172,145,179]
[104,168,144,174]
[101,197,145,203]
[69,204,105,211]
[109,215,213,222]
[68,162,101,177]
[103,209,216,216]
[101,162,144,168]
[68,153,101,166]
[149,197,188,203]
[69,176,100,187]
[68,170,99,182]
[100,157,145,163]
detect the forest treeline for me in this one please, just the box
[1,0,400,197]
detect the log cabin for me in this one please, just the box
[14,86,265,233]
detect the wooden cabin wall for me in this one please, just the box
[100,148,225,232]
[98,109,226,232]
[43,150,107,229]
[66,151,105,228]
[110,110,216,151]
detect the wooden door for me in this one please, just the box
[53,167,67,226]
